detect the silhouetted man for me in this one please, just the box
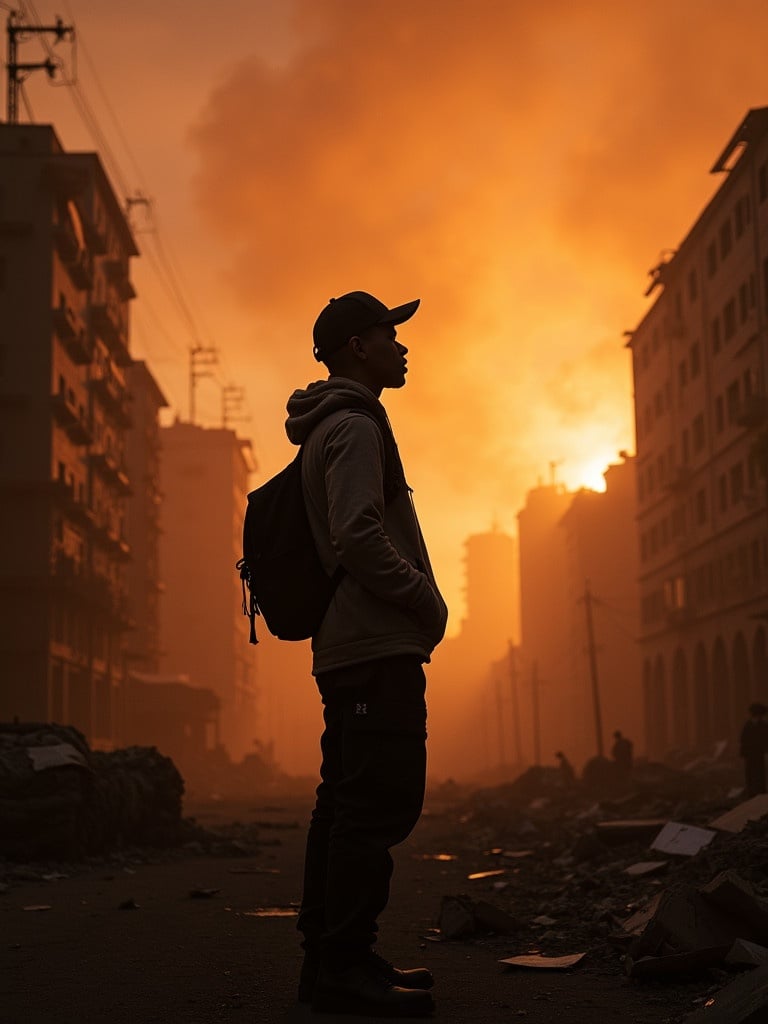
[611,730,633,774]
[555,750,576,784]
[286,291,447,1017]
[740,702,768,797]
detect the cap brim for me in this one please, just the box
[378,298,420,326]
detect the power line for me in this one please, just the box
[16,2,253,429]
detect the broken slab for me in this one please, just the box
[499,952,586,970]
[710,795,768,833]
[650,821,717,856]
[622,893,662,936]
[628,947,730,979]
[725,939,768,968]
[700,871,768,943]
[595,819,668,846]
[624,860,668,878]
[438,895,517,939]
[683,962,768,1023]
[630,886,747,959]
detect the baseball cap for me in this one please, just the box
[313,290,420,362]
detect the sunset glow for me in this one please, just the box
[14,0,768,770]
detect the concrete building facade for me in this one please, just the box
[124,360,167,674]
[559,457,642,767]
[0,124,138,747]
[629,108,768,759]
[158,421,257,760]
[516,483,574,764]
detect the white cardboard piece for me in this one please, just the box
[650,821,716,856]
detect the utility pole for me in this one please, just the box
[582,578,605,757]
[188,346,218,425]
[531,660,541,765]
[6,12,73,124]
[508,641,523,766]
[221,384,248,430]
[495,674,506,770]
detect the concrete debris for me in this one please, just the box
[650,821,717,856]
[683,962,768,1023]
[499,953,586,970]
[623,860,668,877]
[0,721,263,863]
[437,895,518,939]
[700,871,768,942]
[596,819,668,846]
[725,939,768,968]
[432,752,768,1014]
[710,795,768,833]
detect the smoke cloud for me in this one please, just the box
[188,0,768,616]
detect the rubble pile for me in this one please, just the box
[0,722,185,860]
[429,756,768,988]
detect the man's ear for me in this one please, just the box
[349,336,367,360]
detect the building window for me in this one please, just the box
[696,488,707,525]
[654,390,664,416]
[715,395,725,433]
[707,241,718,277]
[726,379,741,423]
[723,298,737,341]
[690,341,701,378]
[712,316,721,354]
[692,413,705,453]
[760,162,768,203]
[719,474,728,512]
[678,359,688,390]
[720,219,732,260]
[731,462,745,503]
[682,428,690,463]
[739,282,749,323]
[652,328,660,353]
[688,268,698,302]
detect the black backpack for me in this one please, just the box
[236,446,345,644]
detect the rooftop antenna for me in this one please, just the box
[548,459,563,487]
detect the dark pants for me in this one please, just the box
[744,754,767,796]
[297,655,427,968]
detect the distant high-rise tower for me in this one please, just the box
[158,421,257,760]
[460,529,518,653]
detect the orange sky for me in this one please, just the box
[20,0,768,627]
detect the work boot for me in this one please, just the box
[311,961,435,1017]
[367,951,434,990]
[298,951,434,1003]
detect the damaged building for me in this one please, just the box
[628,107,768,760]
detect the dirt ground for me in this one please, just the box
[1,792,714,1024]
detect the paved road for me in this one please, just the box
[2,796,707,1024]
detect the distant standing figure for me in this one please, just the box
[555,751,575,784]
[740,702,768,797]
[611,730,634,774]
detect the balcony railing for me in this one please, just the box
[103,258,137,301]
[88,451,131,495]
[91,302,131,366]
[88,373,132,428]
[735,395,768,429]
[51,393,92,446]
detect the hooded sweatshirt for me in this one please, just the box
[285,377,448,676]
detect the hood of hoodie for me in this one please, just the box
[285,378,388,446]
